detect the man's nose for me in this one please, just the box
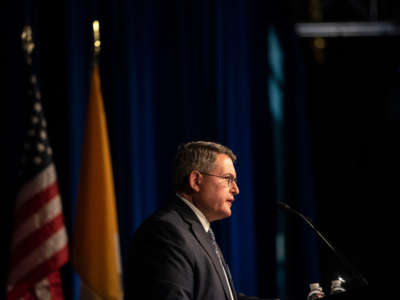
[231,181,239,195]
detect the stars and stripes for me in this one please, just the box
[7,73,69,300]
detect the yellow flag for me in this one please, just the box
[72,63,123,300]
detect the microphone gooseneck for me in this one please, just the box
[276,201,368,287]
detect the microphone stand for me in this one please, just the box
[277,201,368,288]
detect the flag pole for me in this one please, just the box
[21,25,35,66]
[92,20,101,60]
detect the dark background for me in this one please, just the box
[300,35,400,291]
[294,1,400,291]
[3,1,399,299]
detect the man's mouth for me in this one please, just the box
[226,199,234,206]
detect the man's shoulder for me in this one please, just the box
[143,206,182,229]
[134,200,189,237]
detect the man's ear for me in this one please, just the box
[188,170,202,192]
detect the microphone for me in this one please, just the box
[276,201,368,287]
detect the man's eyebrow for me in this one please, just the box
[223,173,236,178]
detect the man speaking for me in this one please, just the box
[125,141,274,300]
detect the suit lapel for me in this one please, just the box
[172,197,233,300]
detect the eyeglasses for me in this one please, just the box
[199,171,238,187]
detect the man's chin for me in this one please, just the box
[221,208,232,219]
[212,209,232,221]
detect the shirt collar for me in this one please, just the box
[176,193,210,232]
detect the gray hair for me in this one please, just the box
[173,141,236,192]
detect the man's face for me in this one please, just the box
[192,153,239,222]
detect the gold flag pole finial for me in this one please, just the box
[93,20,101,57]
[21,25,35,65]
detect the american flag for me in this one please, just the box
[7,71,69,300]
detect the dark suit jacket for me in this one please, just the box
[124,196,271,300]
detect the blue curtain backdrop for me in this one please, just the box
[3,1,320,299]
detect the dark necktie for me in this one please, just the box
[207,228,222,260]
[207,227,235,300]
